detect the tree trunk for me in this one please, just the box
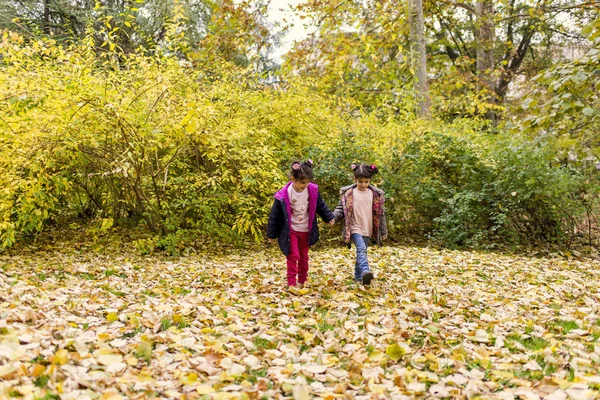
[476,0,496,123]
[43,0,51,35]
[409,0,430,117]
[496,29,535,102]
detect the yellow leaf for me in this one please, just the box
[30,364,46,377]
[180,372,198,385]
[492,370,514,379]
[368,350,385,362]
[52,349,69,365]
[386,344,405,361]
[196,385,215,394]
[97,333,110,342]
[97,354,123,366]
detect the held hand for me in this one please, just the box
[268,238,276,244]
[329,219,335,226]
[382,235,388,240]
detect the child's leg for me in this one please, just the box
[287,230,300,286]
[351,233,372,284]
[351,233,369,275]
[296,231,310,285]
[354,260,361,281]
[361,236,373,284]
[353,240,363,281]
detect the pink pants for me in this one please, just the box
[287,229,310,286]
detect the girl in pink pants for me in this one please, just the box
[267,160,335,287]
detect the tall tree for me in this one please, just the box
[410,0,430,116]
[284,0,415,114]
[429,0,596,103]
[476,0,495,122]
[43,0,51,34]
[0,0,277,71]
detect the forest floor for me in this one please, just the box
[2,239,600,399]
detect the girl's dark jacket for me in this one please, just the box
[266,182,334,256]
[332,184,388,246]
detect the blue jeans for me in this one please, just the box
[351,233,370,280]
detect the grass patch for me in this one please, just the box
[410,334,426,348]
[514,369,544,381]
[29,355,49,365]
[121,327,144,338]
[506,334,549,351]
[35,394,60,400]
[134,341,153,364]
[79,272,96,280]
[34,374,50,388]
[159,318,172,331]
[549,319,579,335]
[318,322,335,333]
[100,284,126,297]
[172,287,191,295]
[246,368,268,383]
[253,336,276,350]
[549,303,561,314]
[172,314,189,329]
[299,343,310,353]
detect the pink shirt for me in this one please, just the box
[350,188,373,237]
[288,185,310,232]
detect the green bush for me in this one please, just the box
[390,132,587,246]
[0,31,595,251]
[0,33,345,250]
[486,143,586,244]
[389,132,490,237]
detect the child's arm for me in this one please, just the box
[332,198,344,222]
[266,200,284,241]
[316,192,335,223]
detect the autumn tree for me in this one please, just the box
[0,0,277,70]
[409,0,430,116]
[284,0,416,114]
[429,0,597,103]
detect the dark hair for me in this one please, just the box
[290,159,314,181]
[351,163,379,179]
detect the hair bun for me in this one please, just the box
[351,163,357,170]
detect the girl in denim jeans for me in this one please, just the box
[333,163,387,285]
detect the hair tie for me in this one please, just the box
[306,159,313,166]
[370,164,376,170]
[351,163,357,170]
[292,162,301,170]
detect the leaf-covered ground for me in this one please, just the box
[1,243,600,400]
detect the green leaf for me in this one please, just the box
[386,344,405,361]
[582,107,595,116]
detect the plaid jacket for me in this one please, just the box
[332,184,387,245]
